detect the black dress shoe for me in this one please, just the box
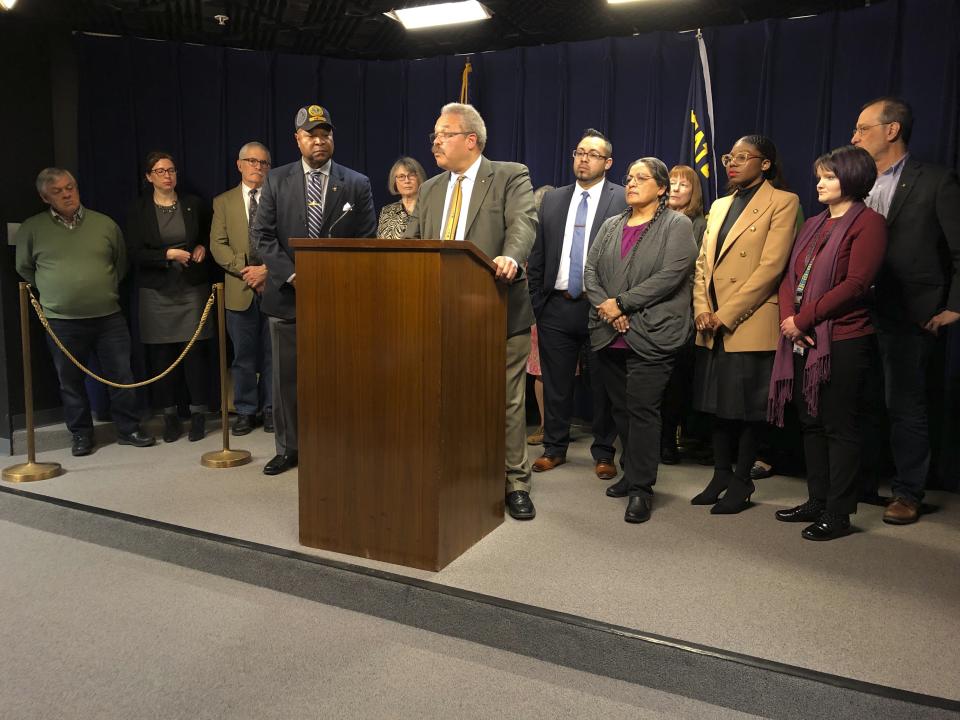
[710,475,755,514]
[263,452,298,475]
[802,512,852,541]
[624,495,652,523]
[750,461,775,480]
[232,414,255,436]
[691,469,732,505]
[117,429,156,448]
[775,498,825,523]
[71,433,94,457]
[188,413,206,442]
[163,414,182,443]
[262,410,274,433]
[506,490,536,520]
[660,444,680,465]
[606,479,629,498]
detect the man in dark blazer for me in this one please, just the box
[852,96,960,524]
[405,102,539,520]
[252,104,376,475]
[527,129,626,480]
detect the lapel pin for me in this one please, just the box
[332,186,338,192]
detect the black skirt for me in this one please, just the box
[692,336,774,422]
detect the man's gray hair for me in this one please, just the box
[36,168,76,196]
[440,102,487,151]
[238,141,272,162]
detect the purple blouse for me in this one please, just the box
[609,222,648,349]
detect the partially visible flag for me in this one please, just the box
[679,30,719,209]
[459,57,473,103]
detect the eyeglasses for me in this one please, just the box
[852,121,891,137]
[572,150,608,161]
[241,158,271,169]
[395,173,418,182]
[720,153,763,167]
[429,131,471,143]
[622,173,654,186]
[151,167,178,176]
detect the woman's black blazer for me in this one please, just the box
[126,193,210,291]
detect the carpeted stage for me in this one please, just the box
[2,422,958,719]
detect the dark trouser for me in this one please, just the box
[537,292,617,461]
[598,347,674,498]
[794,335,876,515]
[46,313,143,437]
[146,339,211,413]
[660,338,695,448]
[877,325,937,504]
[225,295,273,416]
[269,318,297,455]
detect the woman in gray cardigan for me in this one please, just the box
[583,157,698,523]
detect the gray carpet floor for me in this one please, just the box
[3,423,959,701]
[0,508,760,720]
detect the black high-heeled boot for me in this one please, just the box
[691,468,733,505]
[710,473,755,514]
[163,413,182,443]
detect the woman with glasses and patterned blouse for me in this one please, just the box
[377,157,426,239]
[690,135,799,514]
[127,151,213,444]
[584,157,697,524]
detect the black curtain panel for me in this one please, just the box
[73,0,959,484]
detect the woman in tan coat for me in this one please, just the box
[691,135,799,513]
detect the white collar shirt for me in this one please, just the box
[555,180,605,291]
[440,155,483,242]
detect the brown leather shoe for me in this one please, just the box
[595,459,617,480]
[532,454,566,472]
[883,496,920,525]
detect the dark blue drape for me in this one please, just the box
[74,0,960,481]
[76,0,959,225]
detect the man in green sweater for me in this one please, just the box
[16,168,155,455]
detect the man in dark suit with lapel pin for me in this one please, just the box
[852,96,960,524]
[404,102,539,520]
[527,129,626,480]
[252,104,376,475]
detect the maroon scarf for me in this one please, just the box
[767,202,866,426]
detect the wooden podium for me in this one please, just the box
[291,239,507,571]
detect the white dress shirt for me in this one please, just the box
[241,182,260,223]
[554,180,604,291]
[440,155,483,242]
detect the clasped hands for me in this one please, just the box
[166,246,206,266]
[241,264,267,293]
[694,312,723,333]
[780,315,815,348]
[597,298,629,333]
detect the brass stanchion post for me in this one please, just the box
[202,282,252,468]
[3,283,63,482]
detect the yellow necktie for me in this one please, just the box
[442,175,465,241]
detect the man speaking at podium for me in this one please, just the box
[405,102,539,520]
[253,104,376,475]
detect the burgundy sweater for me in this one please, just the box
[778,209,887,340]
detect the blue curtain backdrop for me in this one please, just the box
[76,0,960,224]
[74,0,960,483]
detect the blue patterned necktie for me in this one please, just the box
[247,189,262,265]
[306,170,325,238]
[567,191,590,298]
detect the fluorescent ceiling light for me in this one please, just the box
[1,0,19,10]
[607,0,655,4]
[385,1,492,30]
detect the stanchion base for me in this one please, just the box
[201,448,252,469]
[2,461,64,483]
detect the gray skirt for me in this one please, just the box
[139,285,214,345]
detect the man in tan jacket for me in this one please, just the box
[210,141,274,436]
